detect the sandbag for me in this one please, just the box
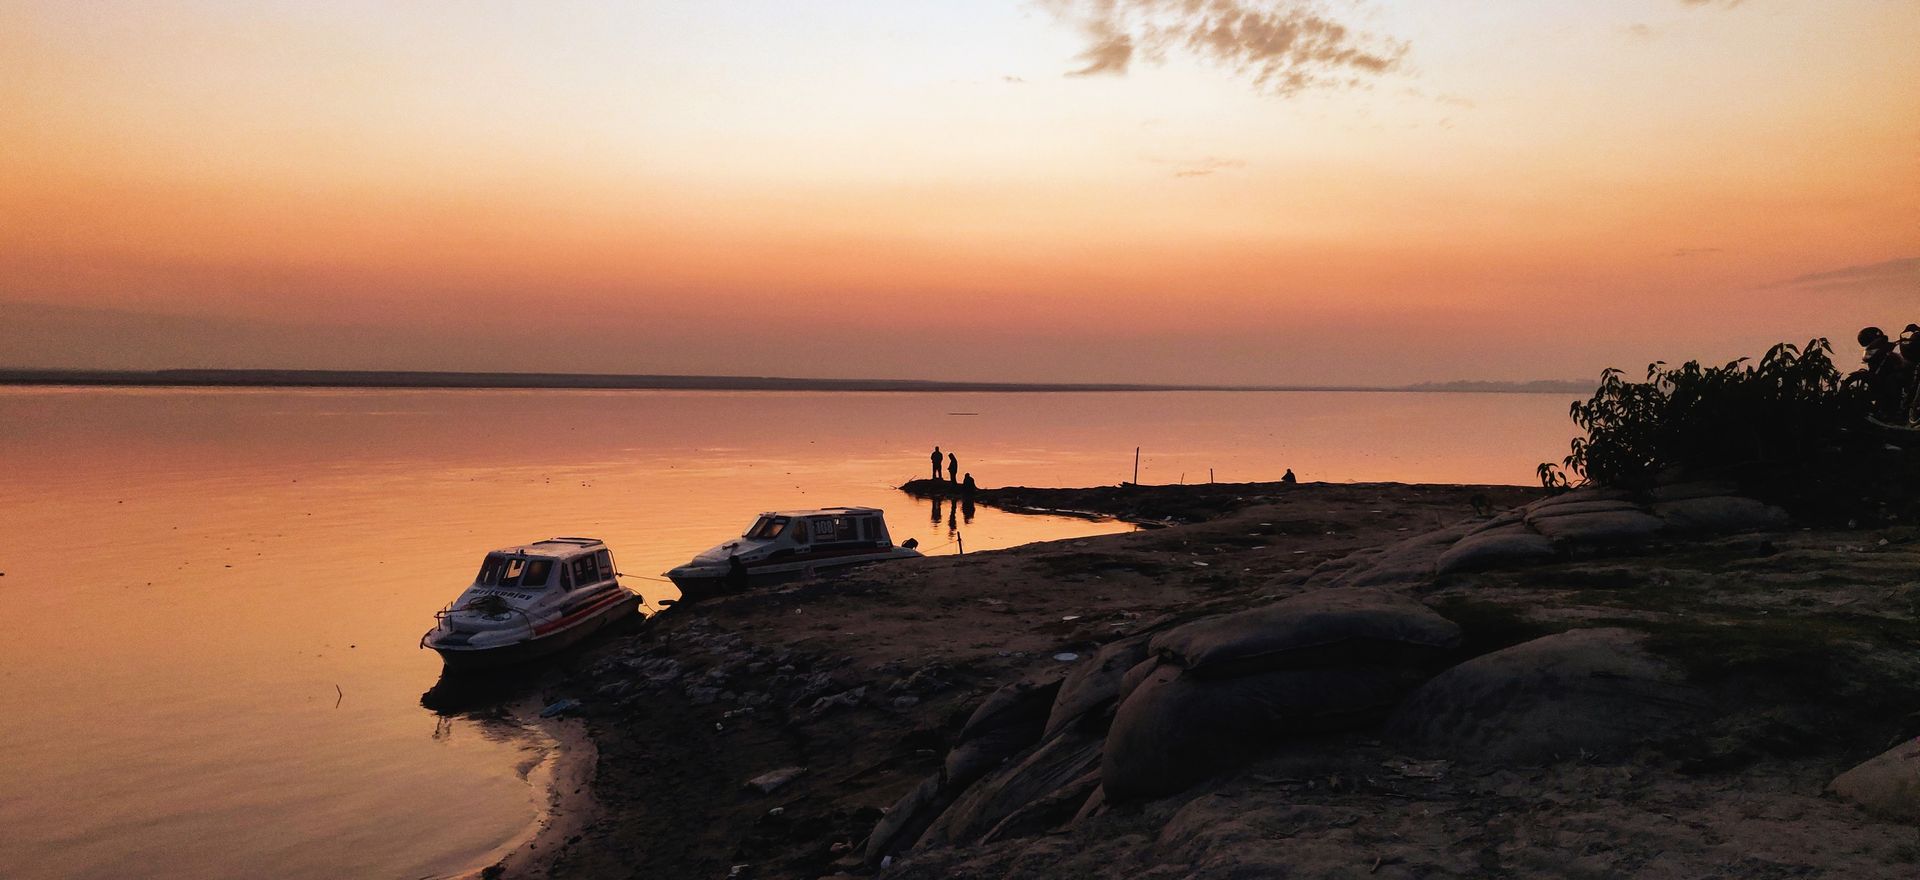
[1524,488,1633,513]
[1524,499,1643,522]
[944,678,1062,787]
[980,769,1102,844]
[1329,522,1476,588]
[1529,510,1666,545]
[959,677,1063,740]
[1829,737,1920,823]
[1652,496,1789,535]
[1117,656,1161,704]
[1101,664,1416,800]
[1465,509,1527,536]
[920,728,1104,847]
[1046,634,1152,737]
[1149,588,1461,678]
[1385,627,1708,765]
[864,774,949,864]
[1649,480,1739,502]
[1435,525,1558,575]
[946,728,1037,788]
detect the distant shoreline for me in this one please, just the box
[0,368,1591,395]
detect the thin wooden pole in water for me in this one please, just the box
[1133,447,1140,485]
[1209,468,1214,484]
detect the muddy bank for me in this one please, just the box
[494,480,1920,879]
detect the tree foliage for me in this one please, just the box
[1540,339,1871,491]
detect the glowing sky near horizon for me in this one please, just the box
[2,0,1916,384]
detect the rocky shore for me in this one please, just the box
[487,479,1920,879]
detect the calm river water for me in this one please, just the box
[0,387,1574,880]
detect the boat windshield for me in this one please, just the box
[475,553,554,589]
[743,516,790,540]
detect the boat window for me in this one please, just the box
[744,516,789,540]
[811,518,835,540]
[596,549,615,577]
[836,517,859,541]
[476,553,509,586]
[570,554,601,587]
[520,559,553,588]
[861,517,875,541]
[793,524,809,544]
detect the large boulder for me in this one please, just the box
[1386,627,1708,765]
[945,678,1062,787]
[1652,496,1789,534]
[1150,588,1461,678]
[1046,634,1152,737]
[918,728,1104,847]
[1828,737,1920,823]
[1102,664,1417,799]
[1435,524,1558,575]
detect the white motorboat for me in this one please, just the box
[422,537,641,669]
[665,507,922,601]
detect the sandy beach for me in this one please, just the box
[471,478,1920,879]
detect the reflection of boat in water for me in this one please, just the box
[422,537,641,669]
[665,507,921,602]
[1868,415,1920,434]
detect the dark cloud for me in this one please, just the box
[1774,257,1919,291]
[1043,0,1406,96]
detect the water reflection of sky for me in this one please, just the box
[0,387,1575,880]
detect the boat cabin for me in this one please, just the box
[472,537,618,596]
[743,507,896,551]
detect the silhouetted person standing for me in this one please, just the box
[947,452,958,483]
[1282,468,1297,485]
[931,446,942,480]
[961,472,977,498]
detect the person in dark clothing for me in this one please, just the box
[961,472,977,498]
[1860,327,1907,420]
[947,452,958,483]
[931,446,943,480]
[725,554,749,592]
[1901,325,1920,422]
[1281,468,1297,485]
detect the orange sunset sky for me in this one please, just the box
[2,0,1916,385]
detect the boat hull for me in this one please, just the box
[427,590,641,670]
[668,550,919,602]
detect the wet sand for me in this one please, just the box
[480,480,1920,879]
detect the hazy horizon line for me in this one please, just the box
[0,367,1594,395]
